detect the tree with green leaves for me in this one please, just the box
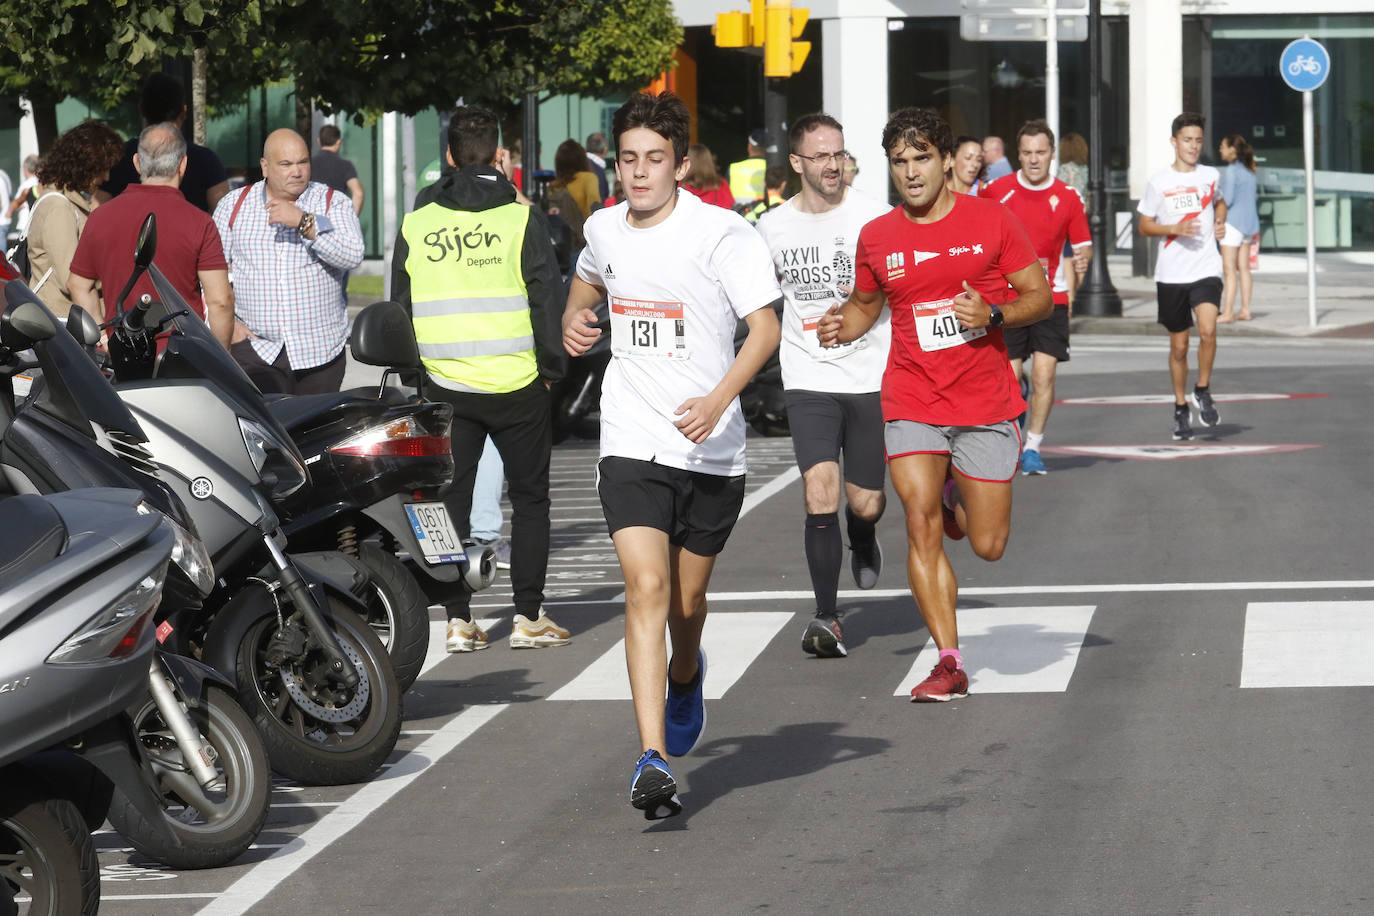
[0,0,284,150]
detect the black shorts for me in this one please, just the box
[783,389,886,491]
[597,457,746,557]
[1003,304,1070,362]
[1156,278,1223,333]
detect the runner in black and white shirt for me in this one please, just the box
[757,112,891,659]
[562,92,781,820]
[1137,112,1228,440]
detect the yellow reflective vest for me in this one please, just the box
[402,201,537,394]
[728,157,766,203]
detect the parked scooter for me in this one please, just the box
[2,216,401,788]
[95,216,402,786]
[0,488,179,915]
[266,302,500,690]
[0,290,272,870]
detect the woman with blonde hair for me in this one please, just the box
[1217,134,1259,322]
[683,143,736,210]
[26,120,124,318]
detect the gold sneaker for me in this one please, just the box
[446,618,489,653]
[509,612,571,648]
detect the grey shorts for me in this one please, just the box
[884,419,1023,483]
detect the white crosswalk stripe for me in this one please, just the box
[546,611,793,701]
[894,606,1098,696]
[1241,600,1374,688]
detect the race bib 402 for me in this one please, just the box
[912,298,986,352]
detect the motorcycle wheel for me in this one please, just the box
[357,542,431,692]
[236,600,402,786]
[107,685,271,870]
[0,773,99,916]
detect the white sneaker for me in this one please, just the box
[509,612,571,648]
[446,618,489,653]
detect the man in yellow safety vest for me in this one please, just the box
[391,106,571,653]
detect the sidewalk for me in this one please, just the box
[1073,252,1374,339]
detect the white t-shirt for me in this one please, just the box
[576,189,781,476]
[756,190,892,394]
[1138,164,1223,284]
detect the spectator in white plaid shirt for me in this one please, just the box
[214,128,364,394]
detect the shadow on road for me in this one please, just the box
[646,721,890,831]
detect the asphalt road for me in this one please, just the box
[90,334,1374,915]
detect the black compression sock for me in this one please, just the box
[804,512,841,615]
[845,504,878,547]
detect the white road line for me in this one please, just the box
[548,611,793,701]
[895,606,1097,696]
[104,894,222,901]
[197,704,506,916]
[739,465,800,519]
[706,580,1374,601]
[1241,601,1374,688]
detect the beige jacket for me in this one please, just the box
[27,188,92,319]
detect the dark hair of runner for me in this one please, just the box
[881,107,953,159]
[954,135,981,151]
[788,113,843,154]
[448,107,501,168]
[319,124,342,147]
[1171,112,1205,137]
[612,92,690,163]
[140,73,185,124]
[1016,118,1056,149]
[1222,134,1256,172]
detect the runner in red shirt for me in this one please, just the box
[980,119,1092,475]
[818,107,1050,703]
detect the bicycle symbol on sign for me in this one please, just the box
[1288,55,1323,77]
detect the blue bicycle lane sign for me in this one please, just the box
[1281,37,1330,92]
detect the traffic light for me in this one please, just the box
[714,11,748,48]
[763,2,810,78]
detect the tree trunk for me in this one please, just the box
[31,97,59,153]
[192,48,208,146]
[294,79,312,141]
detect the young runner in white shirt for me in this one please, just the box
[756,112,891,659]
[1137,112,1228,440]
[562,91,781,820]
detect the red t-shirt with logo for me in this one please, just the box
[980,174,1090,306]
[854,194,1038,426]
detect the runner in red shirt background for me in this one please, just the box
[980,119,1091,475]
[818,107,1050,703]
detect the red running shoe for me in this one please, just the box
[910,655,969,702]
[941,477,965,541]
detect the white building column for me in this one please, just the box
[823,16,889,201]
[1128,0,1182,199]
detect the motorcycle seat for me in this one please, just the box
[0,494,67,587]
[266,392,377,434]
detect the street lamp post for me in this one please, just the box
[1074,0,1122,316]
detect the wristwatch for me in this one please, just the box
[298,212,316,237]
[987,304,1005,328]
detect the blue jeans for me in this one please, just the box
[469,435,505,542]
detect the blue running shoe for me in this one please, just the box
[665,649,707,757]
[630,749,681,820]
[1020,448,1047,476]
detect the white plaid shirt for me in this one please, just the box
[214,180,364,369]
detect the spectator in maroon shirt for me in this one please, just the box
[69,122,234,348]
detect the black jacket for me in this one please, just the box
[391,164,566,383]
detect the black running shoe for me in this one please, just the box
[1172,404,1193,441]
[802,613,848,658]
[849,536,882,590]
[1187,388,1220,427]
[630,750,681,820]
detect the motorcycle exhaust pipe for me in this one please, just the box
[262,534,361,688]
[146,663,221,788]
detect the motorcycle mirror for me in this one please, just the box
[65,305,101,348]
[134,213,158,269]
[0,299,55,349]
[349,300,420,369]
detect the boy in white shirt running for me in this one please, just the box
[1137,112,1228,441]
[562,91,782,820]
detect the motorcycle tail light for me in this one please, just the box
[330,419,451,458]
